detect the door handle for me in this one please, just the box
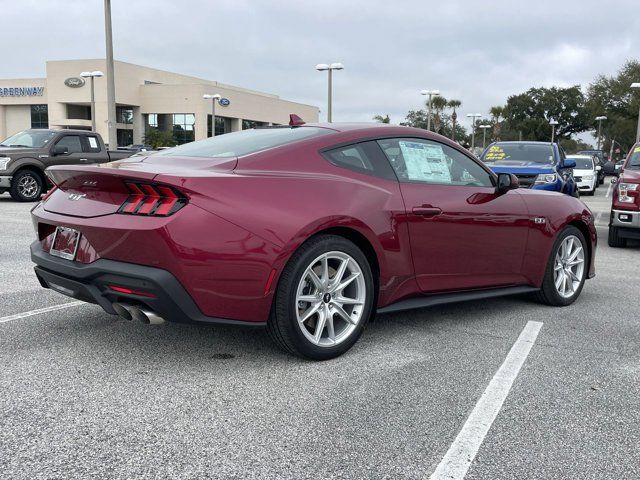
[412,206,442,216]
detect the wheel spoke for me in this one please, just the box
[307,269,323,290]
[335,295,363,306]
[313,309,327,344]
[333,272,360,293]
[299,302,322,323]
[555,271,564,290]
[567,246,583,263]
[333,303,357,325]
[326,314,336,343]
[297,294,318,303]
[321,255,329,287]
[566,269,580,283]
[331,258,349,288]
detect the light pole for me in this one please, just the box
[80,71,104,132]
[631,83,640,143]
[315,63,343,122]
[595,115,607,151]
[466,113,482,149]
[103,0,117,148]
[479,124,491,149]
[549,119,559,143]
[203,94,222,137]
[420,90,440,131]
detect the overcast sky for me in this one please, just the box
[3,0,639,134]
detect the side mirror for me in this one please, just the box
[52,144,69,156]
[496,173,519,193]
[596,165,602,171]
[562,159,576,169]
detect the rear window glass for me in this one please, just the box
[157,127,331,158]
[566,156,593,169]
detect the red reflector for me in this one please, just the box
[109,285,156,298]
[118,182,186,216]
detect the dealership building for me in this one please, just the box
[0,59,319,147]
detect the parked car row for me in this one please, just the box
[29,121,596,359]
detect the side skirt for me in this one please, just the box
[376,286,539,314]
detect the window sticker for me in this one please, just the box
[88,137,98,149]
[399,141,452,183]
[484,145,506,161]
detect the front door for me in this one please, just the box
[377,137,530,293]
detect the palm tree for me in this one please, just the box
[372,114,391,124]
[430,96,448,133]
[489,106,504,141]
[447,99,462,141]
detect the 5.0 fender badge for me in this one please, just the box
[534,217,546,224]
[68,193,86,201]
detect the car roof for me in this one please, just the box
[566,154,593,158]
[25,128,95,135]
[490,140,554,146]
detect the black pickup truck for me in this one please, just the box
[0,129,133,201]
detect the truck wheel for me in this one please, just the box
[267,235,375,360]
[534,226,588,307]
[9,169,43,202]
[608,226,627,248]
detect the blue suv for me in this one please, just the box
[480,141,578,196]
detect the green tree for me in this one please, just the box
[401,109,468,142]
[373,114,391,123]
[143,128,177,149]
[430,96,448,133]
[447,99,462,141]
[503,86,590,141]
[586,59,640,153]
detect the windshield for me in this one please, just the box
[0,130,56,148]
[567,156,593,169]
[482,143,555,165]
[628,146,640,168]
[158,127,331,158]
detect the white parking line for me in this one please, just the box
[427,320,543,480]
[0,301,85,324]
[606,181,614,198]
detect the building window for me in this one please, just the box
[31,104,48,129]
[242,119,266,130]
[117,129,133,147]
[116,106,133,125]
[146,114,158,128]
[172,113,195,144]
[208,115,227,136]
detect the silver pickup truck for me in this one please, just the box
[0,129,133,201]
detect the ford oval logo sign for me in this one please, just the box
[219,97,230,107]
[64,77,85,88]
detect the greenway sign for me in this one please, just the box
[0,86,45,97]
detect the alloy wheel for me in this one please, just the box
[295,251,366,347]
[553,235,585,298]
[18,174,39,198]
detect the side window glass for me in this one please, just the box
[56,135,82,154]
[377,138,493,187]
[322,141,396,180]
[84,135,101,153]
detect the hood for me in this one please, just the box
[620,168,640,183]
[0,146,37,155]
[486,162,555,175]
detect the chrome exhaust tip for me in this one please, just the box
[112,302,133,320]
[131,306,165,325]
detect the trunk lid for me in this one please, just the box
[43,155,237,218]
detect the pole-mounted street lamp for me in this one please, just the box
[420,90,440,131]
[595,115,607,151]
[203,94,222,137]
[479,124,491,150]
[466,113,482,149]
[631,83,640,143]
[80,71,104,132]
[549,119,559,143]
[315,63,344,123]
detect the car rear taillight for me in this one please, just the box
[118,182,187,216]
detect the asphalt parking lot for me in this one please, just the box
[1,181,639,480]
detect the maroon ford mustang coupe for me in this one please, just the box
[31,122,596,359]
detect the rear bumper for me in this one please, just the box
[610,209,640,229]
[31,241,266,327]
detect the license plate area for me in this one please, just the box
[50,226,81,261]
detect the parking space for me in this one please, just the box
[1,185,639,479]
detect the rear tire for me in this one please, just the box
[9,169,43,202]
[267,235,375,360]
[608,225,627,248]
[534,226,588,307]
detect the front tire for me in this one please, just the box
[267,235,375,360]
[534,226,588,306]
[608,225,627,248]
[9,169,43,202]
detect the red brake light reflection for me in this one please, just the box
[118,182,186,216]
